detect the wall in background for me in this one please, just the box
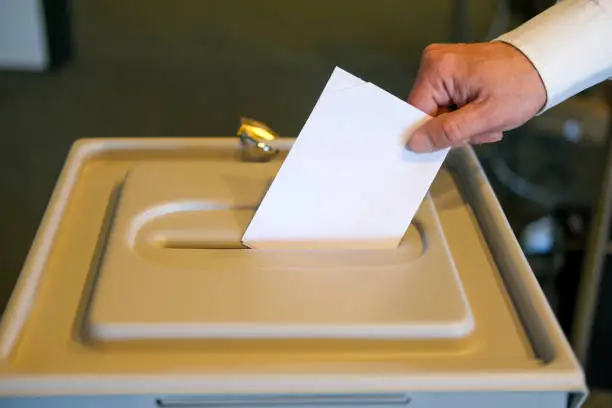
[0,0,48,71]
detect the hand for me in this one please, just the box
[406,42,547,153]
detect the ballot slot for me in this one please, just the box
[138,207,253,250]
[84,160,474,343]
[122,160,426,257]
[135,206,425,255]
[141,214,425,254]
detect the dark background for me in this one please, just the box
[1,1,611,404]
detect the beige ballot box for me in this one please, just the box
[0,137,587,407]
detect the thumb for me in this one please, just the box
[407,101,495,153]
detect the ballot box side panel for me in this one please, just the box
[0,391,571,408]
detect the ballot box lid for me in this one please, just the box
[0,138,586,404]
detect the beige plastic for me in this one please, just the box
[86,161,473,341]
[0,138,585,400]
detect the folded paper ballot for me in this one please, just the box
[242,67,450,250]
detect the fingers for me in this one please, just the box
[407,101,498,152]
[407,47,453,117]
[407,79,439,117]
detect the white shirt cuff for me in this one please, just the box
[494,0,612,112]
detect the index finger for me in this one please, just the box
[407,78,439,117]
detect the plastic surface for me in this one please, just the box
[0,138,585,401]
[87,161,473,341]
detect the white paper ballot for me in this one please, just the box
[242,67,450,250]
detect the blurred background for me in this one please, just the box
[1,0,611,405]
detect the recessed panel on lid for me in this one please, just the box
[86,161,474,341]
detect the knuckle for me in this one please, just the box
[422,45,457,76]
[440,118,464,145]
[422,44,442,62]
[422,44,437,55]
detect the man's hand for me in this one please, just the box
[407,42,547,152]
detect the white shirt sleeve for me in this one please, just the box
[495,0,612,112]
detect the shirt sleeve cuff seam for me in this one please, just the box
[492,38,550,116]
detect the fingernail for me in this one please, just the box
[407,132,433,153]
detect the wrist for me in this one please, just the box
[495,41,548,114]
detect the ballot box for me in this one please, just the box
[0,138,587,407]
